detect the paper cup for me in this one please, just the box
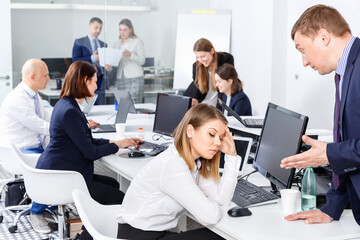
[115,123,126,140]
[280,189,299,215]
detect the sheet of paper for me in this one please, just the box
[98,47,123,67]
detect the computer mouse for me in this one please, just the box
[128,151,145,158]
[227,206,252,217]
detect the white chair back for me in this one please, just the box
[11,143,88,205]
[0,145,39,175]
[73,189,123,240]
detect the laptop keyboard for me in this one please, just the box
[232,178,279,207]
[137,141,168,156]
[97,124,115,131]
[244,118,264,127]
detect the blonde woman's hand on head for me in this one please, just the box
[220,127,237,157]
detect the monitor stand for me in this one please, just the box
[270,182,281,197]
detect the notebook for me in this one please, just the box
[219,136,253,176]
[92,99,130,133]
[217,98,264,128]
[113,90,155,114]
[82,94,98,116]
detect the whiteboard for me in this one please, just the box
[173,9,231,90]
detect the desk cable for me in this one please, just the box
[152,134,171,141]
[106,113,116,120]
[238,169,258,181]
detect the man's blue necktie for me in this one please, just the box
[333,73,341,190]
[93,39,102,78]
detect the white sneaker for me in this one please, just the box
[30,214,51,234]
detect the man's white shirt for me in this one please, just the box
[0,82,50,148]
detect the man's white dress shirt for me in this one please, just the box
[0,82,50,148]
[117,144,241,231]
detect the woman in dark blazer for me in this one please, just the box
[36,61,141,239]
[184,38,234,106]
[215,63,252,116]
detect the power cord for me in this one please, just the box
[238,169,258,180]
[152,134,171,141]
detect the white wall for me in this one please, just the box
[286,1,360,130]
[212,0,360,130]
[212,0,274,116]
[11,0,209,85]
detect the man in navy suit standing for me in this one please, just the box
[72,17,112,105]
[281,5,360,226]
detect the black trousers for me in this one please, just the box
[117,223,225,240]
[79,174,124,240]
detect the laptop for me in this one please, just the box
[113,90,155,114]
[92,99,130,133]
[217,98,264,128]
[82,94,98,116]
[219,136,252,176]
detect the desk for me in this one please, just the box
[227,116,333,142]
[88,104,156,133]
[92,105,360,240]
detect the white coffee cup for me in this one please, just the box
[280,189,299,215]
[115,123,126,140]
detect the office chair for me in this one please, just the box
[72,189,124,240]
[0,145,39,233]
[11,143,88,239]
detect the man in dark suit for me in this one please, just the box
[280,5,360,226]
[72,17,112,105]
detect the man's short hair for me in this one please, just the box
[291,4,351,40]
[89,17,103,25]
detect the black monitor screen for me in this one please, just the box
[153,93,191,136]
[252,103,308,189]
[41,58,72,79]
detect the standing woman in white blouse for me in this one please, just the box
[113,19,145,103]
[117,104,240,239]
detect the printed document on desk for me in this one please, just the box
[98,47,123,67]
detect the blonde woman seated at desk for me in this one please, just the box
[215,63,252,116]
[117,104,240,240]
[113,18,145,103]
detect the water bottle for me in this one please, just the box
[136,127,145,141]
[301,167,317,211]
[114,99,119,110]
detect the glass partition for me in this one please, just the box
[10,0,210,105]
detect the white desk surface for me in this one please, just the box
[94,105,359,240]
[89,104,156,133]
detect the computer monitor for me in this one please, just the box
[41,58,72,79]
[153,93,191,136]
[252,103,308,190]
[142,57,155,67]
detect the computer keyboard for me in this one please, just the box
[244,118,264,127]
[232,178,279,207]
[137,141,168,156]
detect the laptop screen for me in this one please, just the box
[219,136,252,174]
[113,90,137,114]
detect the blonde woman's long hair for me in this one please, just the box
[173,104,228,181]
[193,38,218,94]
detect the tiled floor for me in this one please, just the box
[0,206,49,240]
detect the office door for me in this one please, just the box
[0,0,13,105]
